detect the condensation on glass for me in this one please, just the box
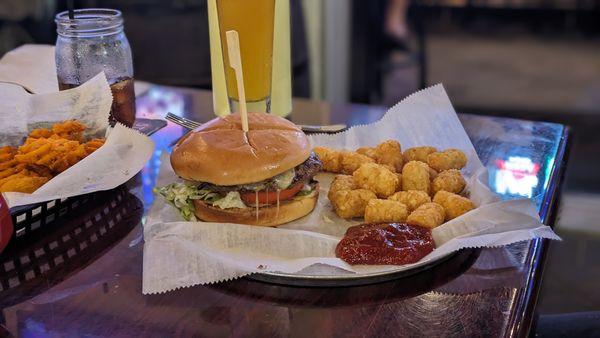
[55,9,136,127]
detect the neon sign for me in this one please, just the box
[494,156,540,198]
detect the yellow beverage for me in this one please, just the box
[217,0,275,103]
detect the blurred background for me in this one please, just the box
[0,0,598,334]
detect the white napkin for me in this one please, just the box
[0,44,150,97]
[142,85,560,294]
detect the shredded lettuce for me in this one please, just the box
[295,183,315,197]
[153,183,220,221]
[295,189,317,199]
[153,183,249,220]
[212,191,247,209]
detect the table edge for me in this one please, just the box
[506,125,571,337]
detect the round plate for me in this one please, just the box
[247,251,459,287]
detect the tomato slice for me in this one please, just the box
[240,182,304,205]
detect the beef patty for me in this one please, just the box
[200,152,323,194]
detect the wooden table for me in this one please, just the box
[0,84,569,337]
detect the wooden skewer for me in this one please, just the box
[226,30,249,132]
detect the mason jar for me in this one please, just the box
[55,8,136,127]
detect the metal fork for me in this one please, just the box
[165,112,346,134]
[165,113,201,130]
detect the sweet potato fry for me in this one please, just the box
[29,128,53,139]
[0,163,26,180]
[0,175,49,193]
[52,120,86,141]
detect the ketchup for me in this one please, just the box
[335,223,435,265]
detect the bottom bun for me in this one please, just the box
[193,189,319,227]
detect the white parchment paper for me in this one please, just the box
[0,44,58,94]
[0,72,155,208]
[142,85,560,294]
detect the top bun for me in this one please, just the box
[171,112,311,186]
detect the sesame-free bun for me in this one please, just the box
[192,189,319,227]
[171,112,311,185]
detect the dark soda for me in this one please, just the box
[58,77,136,127]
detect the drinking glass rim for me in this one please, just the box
[55,8,123,37]
[55,8,122,23]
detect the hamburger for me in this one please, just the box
[156,112,322,226]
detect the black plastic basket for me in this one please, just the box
[0,185,143,306]
[9,193,101,242]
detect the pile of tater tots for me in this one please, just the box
[314,140,476,229]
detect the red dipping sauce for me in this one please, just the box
[335,223,435,265]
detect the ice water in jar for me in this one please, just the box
[55,8,136,127]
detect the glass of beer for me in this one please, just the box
[55,9,136,127]
[216,0,275,113]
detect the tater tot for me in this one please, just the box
[401,161,430,194]
[429,167,438,180]
[330,189,377,219]
[388,190,431,212]
[380,164,397,173]
[314,147,342,173]
[328,174,357,200]
[432,169,466,194]
[353,162,399,198]
[374,140,404,172]
[356,147,377,159]
[404,146,437,163]
[433,190,475,220]
[427,148,468,172]
[340,151,374,174]
[395,172,403,191]
[364,199,408,223]
[406,202,445,229]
